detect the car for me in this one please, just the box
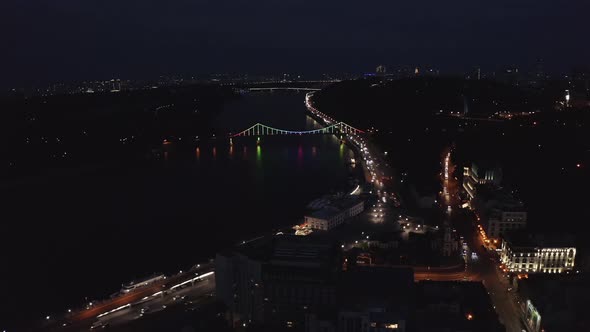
[90,322,109,330]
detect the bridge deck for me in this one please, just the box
[231,122,364,137]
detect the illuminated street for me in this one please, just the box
[3,2,589,330]
[40,265,215,331]
[440,148,524,331]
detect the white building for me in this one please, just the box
[305,207,346,231]
[500,231,576,274]
[305,197,364,231]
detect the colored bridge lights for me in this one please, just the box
[231,122,364,137]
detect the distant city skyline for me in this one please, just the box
[2,0,589,88]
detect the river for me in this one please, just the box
[0,91,357,328]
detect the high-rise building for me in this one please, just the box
[462,161,503,200]
[110,79,121,92]
[216,235,341,329]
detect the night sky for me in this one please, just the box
[2,0,589,86]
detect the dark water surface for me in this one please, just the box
[1,92,356,328]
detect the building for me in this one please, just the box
[463,162,503,200]
[500,230,576,274]
[499,67,521,86]
[517,274,590,332]
[306,267,414,332]
[367,231,401,250]
[441,223,458,257]
[467,180,527,240]
[110,78,121,92]
[336,267,413,332]
[305,207,346,231]
[415,281,504,332]
[215,235,341,330]
[305,196,364,231]
[486,207,527,238]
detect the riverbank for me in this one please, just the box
[2,92,357,331]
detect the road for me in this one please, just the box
[471,233,524,332]
[86,277,215,330]
[413,261,481,281]
[309,97,523,330]
[414,270,478,281]
[439,148,523,331]
[38,264,215,331]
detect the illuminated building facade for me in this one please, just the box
[500,231,576,274]
[524,300,542,332]
[305,197,364,231]
[305,207,346,231]
[463,162,503,200]
[517,274,590,332]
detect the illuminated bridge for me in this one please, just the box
[231,122,365,137]
[247,87,321,92]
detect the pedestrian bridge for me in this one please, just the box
[248,87,321,92]
[231,122,364,137]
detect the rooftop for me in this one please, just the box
[224,234,340,268]
[476,184,523,206]
[503,229,575,248]
[309,206,343,220]
[306,194,364,215]
[415,281,504,332]
[339,266,414,312]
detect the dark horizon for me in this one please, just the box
[2,1,589,331]
[2,0,590,88]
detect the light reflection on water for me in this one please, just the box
[0,92,360,327]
